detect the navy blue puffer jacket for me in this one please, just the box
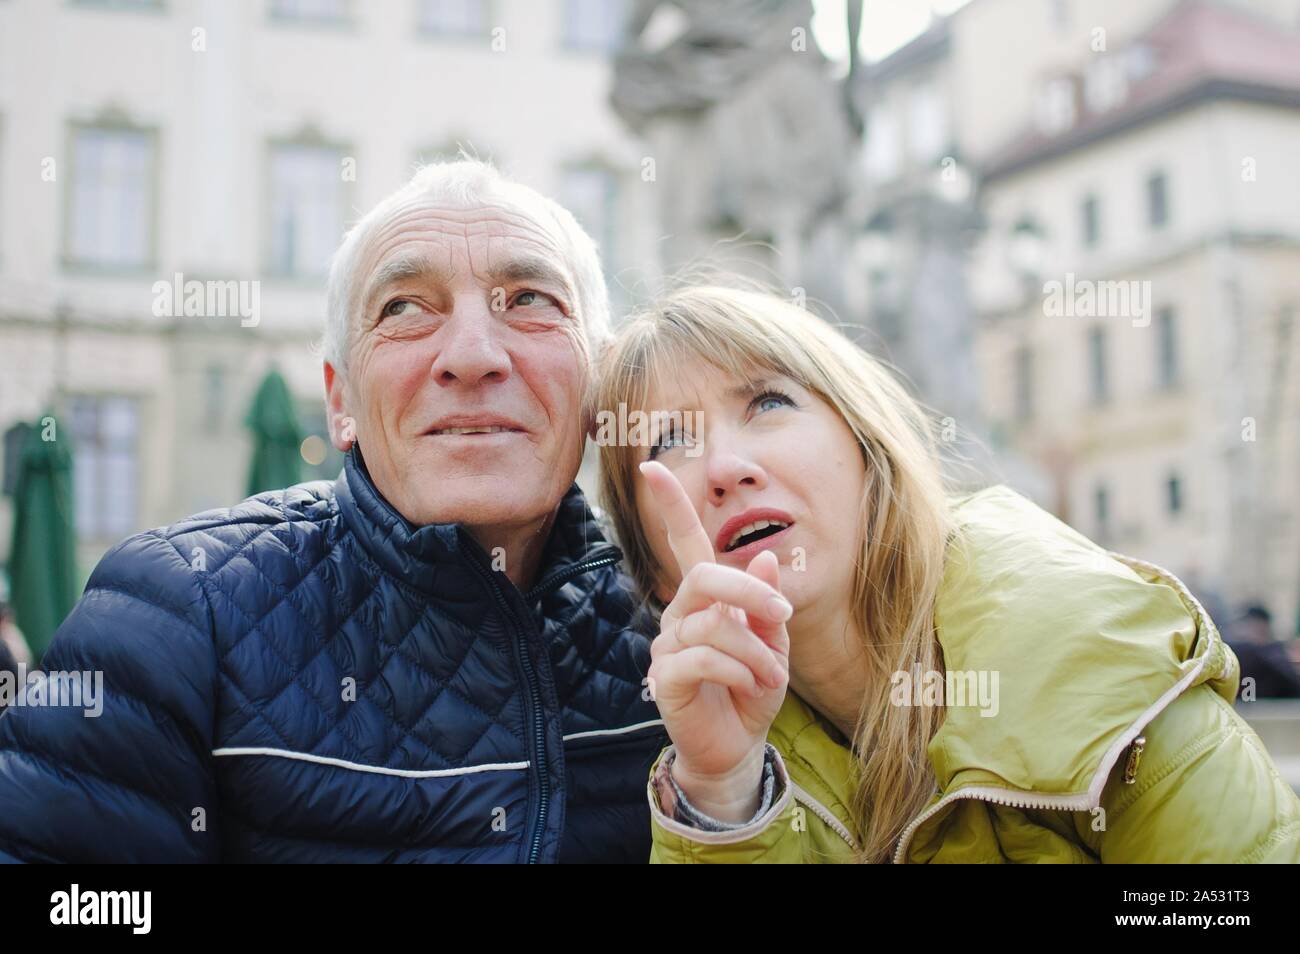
[0,448,667,862]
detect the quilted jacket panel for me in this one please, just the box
[0,447,667,863]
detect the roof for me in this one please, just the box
[982,0,1300,181]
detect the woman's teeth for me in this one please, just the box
[725,520,790,552]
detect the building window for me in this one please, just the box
[70,396,139,542]
[1147,171,1169,229]
[1166,473,1183,516]
[1081,193,1100,249]
[1035,76,1077,134]
[203,364,226,434]
[267,141,347,278]
[864,105,902,182]
[868,268,902,341]
[1083,54,1127,114]
[268,0,350,24]
[1087,325,1108,405]
[417,0,489,36]
[66,124,156,269]
[1094,482,1110,539]
[907,82,947,163]
[1014,345,1034,421]
[563,0,628,53]
[559,164,618,275]
[1049,0,1070,30]
[1156,305,1178,389]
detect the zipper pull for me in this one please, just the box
[1122,736,1146,785]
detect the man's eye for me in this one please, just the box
[512,290,557,308]
[381,299,420,319]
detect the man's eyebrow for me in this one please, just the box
[362,254,455,310]
[486,256,575,297]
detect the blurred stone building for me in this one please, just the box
[0,0,652,580]
[855,0,1300,630]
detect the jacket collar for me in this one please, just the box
[333,445,620,598]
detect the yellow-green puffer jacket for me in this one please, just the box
[647,485,1300,863]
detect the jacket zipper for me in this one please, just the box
[790,781,859,852]
[465,539,621,864]
[525,551,620,603]
[891,551,1222,864]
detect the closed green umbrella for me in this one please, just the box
[8,414,77,664]
[245,368,303,496]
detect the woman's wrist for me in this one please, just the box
[669,745,769,824]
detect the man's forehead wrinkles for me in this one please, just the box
[368,226,461,261]
[372,200,560,247]
[368,213,467,250]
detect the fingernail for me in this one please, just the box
[767,597,793,621]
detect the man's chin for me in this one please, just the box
[401,477,563,531]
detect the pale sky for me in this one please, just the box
[811,0,974,64]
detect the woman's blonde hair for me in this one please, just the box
[596,285,952,863]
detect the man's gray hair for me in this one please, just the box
[324,159,611,373]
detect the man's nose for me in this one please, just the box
[704,437,766,505]
[428,296,511,387]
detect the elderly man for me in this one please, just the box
[0,161,667,863]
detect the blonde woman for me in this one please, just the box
[595,285,1300,863]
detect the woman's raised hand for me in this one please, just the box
[640,461,791,821]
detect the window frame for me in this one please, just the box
[262,133,353,281]
[61,118,161,274]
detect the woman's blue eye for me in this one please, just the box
[648,423,692,460]
[752,389,795,413]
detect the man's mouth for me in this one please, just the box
[424,414,526,438]
[429,426,516,436]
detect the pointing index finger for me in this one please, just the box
[639,460,716,575]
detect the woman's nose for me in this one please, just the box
[705,443,766,504]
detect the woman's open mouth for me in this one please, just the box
[715,508,797,560]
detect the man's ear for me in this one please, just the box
[323,361,355,452]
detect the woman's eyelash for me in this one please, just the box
[646,422,683,461]
[750,387,797,411]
